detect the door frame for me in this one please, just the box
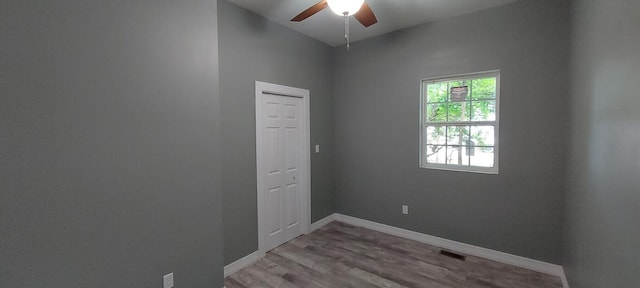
[255,81,311,254]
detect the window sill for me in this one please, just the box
[420,164,499,175]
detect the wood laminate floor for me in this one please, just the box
[225,221,563,288]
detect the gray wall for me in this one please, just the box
[0,1,224,287]
[563,0,640,287]
[218,1,335,264]
[333,0,569,264]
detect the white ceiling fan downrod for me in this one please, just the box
[343,12,350,51]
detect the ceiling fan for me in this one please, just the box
[291,0,378,50]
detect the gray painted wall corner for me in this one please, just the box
[218,0,335,265]
[563,0,640,287]
[332,0,570,264]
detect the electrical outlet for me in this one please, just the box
[402,205,409,215]
[163,273,174,288]
[315,145,320,153]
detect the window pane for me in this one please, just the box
[471,77,497,99]
[462,146,472,165]
[471,100,496,121]
[462,147,471,166]
[470,126,495,146]
[426,82,448,103]
[426,103,447,122]
[426,126,446,144]
[470,147,494,167]
[447,126,469,145]
[448,80,464,96]
[426,145,447,164]
[447,102,470,122]
[446,145,468,165]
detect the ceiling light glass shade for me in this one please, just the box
[326,0,365,16]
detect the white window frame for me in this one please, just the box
[419,71,500,174]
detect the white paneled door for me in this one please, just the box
[256,82,310,253]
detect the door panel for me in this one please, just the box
[285,127,299,171]
[286,183,299,229]
[267,187,282,236]
[265,127,280,175]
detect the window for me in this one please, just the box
[420,71,500,174]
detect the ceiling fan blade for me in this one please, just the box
[291,0,328,22]
[354,3,378,27]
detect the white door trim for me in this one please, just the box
[255,81,311,254]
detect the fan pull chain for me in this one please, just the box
[343,12,350,51]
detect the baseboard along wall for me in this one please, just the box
[223,250,264,277]
[224,213,569,288]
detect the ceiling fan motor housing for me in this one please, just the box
[327,0,365,16]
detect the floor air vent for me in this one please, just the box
[439,250,466,261]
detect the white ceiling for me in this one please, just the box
[225,0,520,47]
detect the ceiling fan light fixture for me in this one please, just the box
[326,0,365,16]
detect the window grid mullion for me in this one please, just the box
[469,79,473,122]
[445,82,450,122]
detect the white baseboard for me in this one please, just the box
[560,269,570,288]
[333,213,570,288]
[309,214,338,233]
[223,250,264,277]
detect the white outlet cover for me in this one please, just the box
[402,205,409,214]
[315,145,320,153]
[163,273,174,288]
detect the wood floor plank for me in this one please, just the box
[259,256,326,288]
[305,238,448,287]
[225,221,563,288]
[275,243,380,287]
[224,276,247,288]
